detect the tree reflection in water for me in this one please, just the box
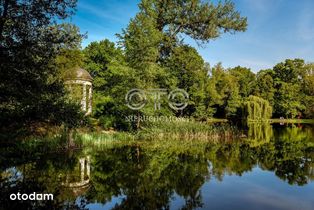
[0,124,313,209]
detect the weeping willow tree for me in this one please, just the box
[244,95,272,121]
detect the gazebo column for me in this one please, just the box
[86,156,90,178]
[88,85,92,114]
[79,158,85,182]
[82,83,87,111]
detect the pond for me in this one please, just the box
[1,123,314,210]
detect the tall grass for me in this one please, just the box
[78,131,135,147]
[5,119,242,150]
[76,119,241,147]
[136,120,241,141]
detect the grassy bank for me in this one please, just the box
[270,119,314,124]
[6,118,313,148]
[77,119,241,146]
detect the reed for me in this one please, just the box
[78,131,135,147]
[136,120,241,141]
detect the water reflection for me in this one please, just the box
[0,124,313,209]
[246,122,273,145]
[62,156,91,188]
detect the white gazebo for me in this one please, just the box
[64,67,93,115]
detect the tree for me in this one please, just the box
[273,59,305,118]
[83,40,139,129]
[165,45,208,117]
[0,0,84,130]
[119,0,247,62]
[275,82,304,118]
[244,95,272,121]
[206,63,241,118]
[118,10,162,70]
[83,39,125,90]
[301,63,314,118]
[55,24,85,79]
[256,69,275,106]
[229,66,256,98]
[273,59,305,83]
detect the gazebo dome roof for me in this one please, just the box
[64,67,93,82]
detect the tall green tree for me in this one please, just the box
[300,63,314,118]
[206,63,241,118]
[83,40,140,129]
[256,69,275,106]
[118,9,162,70]
[273,59,305,118]
[118,12,174,88]
[274,83,304,118]
[55,24,85,78]
[120,0,247,61]
[165,45,208,117]
[273,59,305,83]
[229,66,256,98]
[83,39,125,91]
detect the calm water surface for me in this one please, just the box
[1,123,313,210]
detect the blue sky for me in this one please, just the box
[69,0,314,72]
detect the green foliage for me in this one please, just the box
[0,0,85,131]
[165,45,208,117]
[83,39,124,85]
[118,11,162,69]
[244,95,272,121]
[93,62,139,130]
[301,63,314,118]
[273,59,305,83]
[119,0,247,60]
[273,59,307,118]
[206,63,241,118]
[274,82,304,118]
[113,0,248,123]
[55,24,85,77]
[139,0,247,41]
[229,66,256,98]
[83,40,141,130]
[255,69,275,105]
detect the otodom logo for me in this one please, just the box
[125,88,189,110]
[10,192,53,201]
